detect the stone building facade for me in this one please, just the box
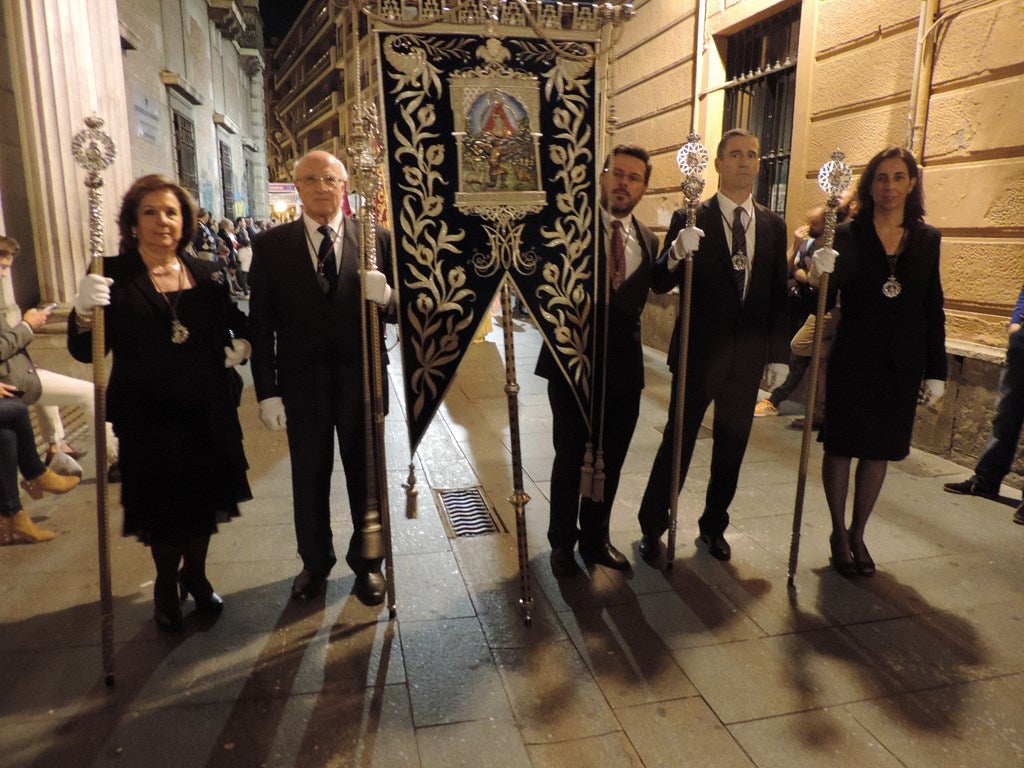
[0,0,267,314]
[614,0,1024,474]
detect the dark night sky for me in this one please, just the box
[259,0,304,47]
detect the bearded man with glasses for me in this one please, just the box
[249,150,397,606]
[535,143,660,577]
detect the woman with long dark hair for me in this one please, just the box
[69,175,252,631]
[815,147,946,576]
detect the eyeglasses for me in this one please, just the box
[298,175,344,189]
[604,168,645,184]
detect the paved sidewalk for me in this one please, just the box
[2,313,1023,767]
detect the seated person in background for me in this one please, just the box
[0,382,80,545]
[0,236,119,479]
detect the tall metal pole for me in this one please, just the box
[498,279,533,625]
[786,150,851,588]
[349,28,395,617]
[70,115,116,687]
[666,134,708,568]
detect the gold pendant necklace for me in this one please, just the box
[148,257,190,343]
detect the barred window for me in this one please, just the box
[219,140,234,219]
[170,110,199,204]
[722,6,800,216]
[244,151,256,216]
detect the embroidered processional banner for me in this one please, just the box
[377,27,602,451]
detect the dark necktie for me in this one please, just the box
[317,225,338,296]
[610,220,625,290]
[731,207,747,299]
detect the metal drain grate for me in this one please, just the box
[434,487,505,538]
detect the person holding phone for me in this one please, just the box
[0,236,119,479]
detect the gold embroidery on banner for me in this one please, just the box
[386,35,472,420]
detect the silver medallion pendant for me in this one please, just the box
[731,252,748,271]
[882,277,902,299]
[171,319,190,344]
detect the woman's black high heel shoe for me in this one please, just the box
[179,572,224,615]
[153,577,184,633]
[848,534,876,576]
[829,532,857,577]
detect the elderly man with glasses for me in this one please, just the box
[249,150,397,606]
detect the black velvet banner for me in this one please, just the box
[378,30,601,451]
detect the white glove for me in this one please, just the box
[808,247,838,286]
[73,274,113,316]
[363,269,392,307]
[669,227,705,264]
[223,338,251,368]
[918,379,945,408]
[763,362,789,390]
[258,397,287,431]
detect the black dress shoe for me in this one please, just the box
[698,532,731,561]
[1014,504,1024,525]
[579,541,630,571]
[943,478,998,499]
[549,547,581,578]
[291,569,327,601]
[638,535,661,563]
[352,571,386,606]
[848,535,875,576]
[153,577,183,632]
[179,572,224,615]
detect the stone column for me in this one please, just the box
[4,0,133,304]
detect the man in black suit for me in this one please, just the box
[249,150,396,605]
[536,144,660,576]
[638,129,790,563]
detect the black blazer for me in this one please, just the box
[654,196,789,390]
[67,250,249,427]
[535,213,660,393]
[248,218,395,401]
[828,218,946,379]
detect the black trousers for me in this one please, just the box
[546,369,641,551]
[638,370,759,539]
[281,362,384,577]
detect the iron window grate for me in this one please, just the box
[434,487,505,538]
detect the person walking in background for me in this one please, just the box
[637,129,790,564]
[234,216,252,298]
[944,283,1024,524]
[536,144,659,576]
[192,209,218,260]
[249,150,396,606]
[69,174,252,632]
[814,146,946,577]
[0,383,80,545]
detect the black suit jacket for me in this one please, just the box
[655,196,789,393]
[535,213,660,394]
[248,218,395,402]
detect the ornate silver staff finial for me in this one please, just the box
[676,132,708,228]
[816,149,852,249]
[71,115,117,261]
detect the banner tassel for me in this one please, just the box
[404,462,418,518]
[578,441,594,499]
[591,449,605,503]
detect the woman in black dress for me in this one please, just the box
[69,175,251,631]
[819,147,946,576]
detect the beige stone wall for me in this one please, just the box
[621,0,1024,471]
